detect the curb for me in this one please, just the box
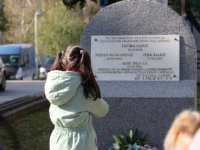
[0,95,50,121]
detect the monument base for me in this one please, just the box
[93,97,195,150]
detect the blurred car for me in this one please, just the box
[0,44,36,80]
[0,56,6,91]
[39,57,56,79]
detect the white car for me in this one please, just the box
[39,57,56,79]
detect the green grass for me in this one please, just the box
[0,108,53,150]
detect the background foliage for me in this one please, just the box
[0,0,8,33]
[3,0,99,56]
[37,1,86,55]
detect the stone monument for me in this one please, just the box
[80,0,197,149]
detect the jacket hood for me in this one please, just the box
[45,70,82,106]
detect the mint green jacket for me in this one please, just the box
[45,70,109,150]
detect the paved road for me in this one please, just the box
[0,80,46,104]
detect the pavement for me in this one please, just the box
[0,80,46,104]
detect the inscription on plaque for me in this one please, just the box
[91,35,180,81]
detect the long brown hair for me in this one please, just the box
[51,46,101,100]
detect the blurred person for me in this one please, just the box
[164,110,200,150]
[189,128,200,150]
[44,46,109,150]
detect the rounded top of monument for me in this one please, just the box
[80,0,196,80]
[80,0,194,49]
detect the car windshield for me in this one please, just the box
[44,57,55,65]
[1,55,20,67]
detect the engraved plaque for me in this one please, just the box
[91,35,180,81]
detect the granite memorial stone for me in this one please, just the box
[80,0,197,149]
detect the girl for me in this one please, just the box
[45,46,109,150]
